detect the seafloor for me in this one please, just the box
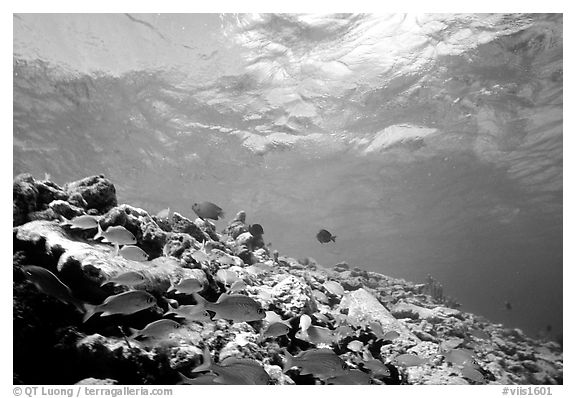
[13,174,562,385]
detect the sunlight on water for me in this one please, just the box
[13,13,562,337]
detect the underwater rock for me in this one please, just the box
[339,288,417,343]
[163,233,195,258]
[170,212,209,242]
[65,175,117,213]
[332,262,349,272]
[13,173,40,226]
[225,211,249,239]
[49,199,85,219]
[390,302,441,323]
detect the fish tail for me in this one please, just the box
[59,214,71,225]
[282,349,295,372]
[128,328,140,339]
[331,235,337,242]
[177,372,193,385]
[82,304,98,323]
[192,346,212,373]
[113,243,119,257]
[93,223,104,241]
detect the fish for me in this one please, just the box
[316,229,336,244]
[193,347,269,385]
[443,348,477,367]
[347,340,364,352]
[192,293,265,322]
[313,312,330,324]
[326,369,371,385]
[118,245,149,262]
[382,330,400,341]
[394,353,430,367]
[248,224,264,236]
[191,249,210,263]
[333,325,355,339]
[299,314,312,332]
[177,373,222,385]
[210,250,237,266]
[83,290,156,322]
[165,303,212,323]
[156,207,171,219]
[60,215,100,230]
[129,319,181,339]
[93,224,137,253]
[283,348,347,380]
[261,322,291,340]
[296,325,336,346]
[215,269,240,286]
[265,311,286,325]
[244,263,274,276]
[322,280,345,296]
[312,289,329,303]
[368,321,384,337]
[439,338,464,352]
[191,201,224,220]
[100,271,146,287]
[228,279,247,294]
[461,365,487,383]
[363,359,391,377]
[22,265,84,313]
[168,278,203,295]
[505,301,512,310]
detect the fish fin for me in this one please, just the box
[128,328,140,338]
[113,243,120,257]
[282,349,295,372]
[82,304,98,323]
[331,236,337,242]
[59,215,71,225]
[192,292,208,308]
[177,372,193,385]
[93,223,104,241]
[100,280,111,287]
[192,346,212,373]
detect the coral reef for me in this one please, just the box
[13,174,563,385]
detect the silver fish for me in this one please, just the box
[129,319,180,339]
[177,373,222,385]
[100,271,146,287]
[261,322,291,339]
[394,353,430,367]
[192,293,265,322]
[363,359,391,377]
[322,281,345,296]
[156,207,171,219]
[215,269,239,286]
[461,365,487,383]
[119,245,149,262]
[443,348,476,367]
[299,314,312,332]
[60,215,100,230]
[283,348,347,380]
[326,369,371,385]
[191,249,210,263]
[228,279,247,294]
[22,265,84,312]
[347,340,364,352]
[83,290,156,322]
[191,201,224,220]
[93,224,136,246]
[168,278,203,294]
[296,325,336,346]
[193,347,269,385]
[382,330,400,341]
[165,304,211,323]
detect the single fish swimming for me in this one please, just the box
[22,265,84,313]
[248,224,264,237]
[192,293,265,322]
[93,224,137,256]
[260,322,291,340]
[129,319,181,339]
[60,214,100,230]
[119,245,149,262]
[191,201,224,220]
[283,348,347,380]
[193,347,270,385]
[165,303,212,323]
[326,369,371,385]
[215,269,240,286]
[156,207,171,219]
[167,278,203,295]
[316,229,336,244]
[322,280,345,296]
[100,271,146,287]
[83,290,156,322]
[394,353,430,367]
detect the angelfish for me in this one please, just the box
[191,201,224,220]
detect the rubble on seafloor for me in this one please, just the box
[13,174,563,385]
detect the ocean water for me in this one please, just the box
[13,14,562,339]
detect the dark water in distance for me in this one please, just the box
[13,14,562,339]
